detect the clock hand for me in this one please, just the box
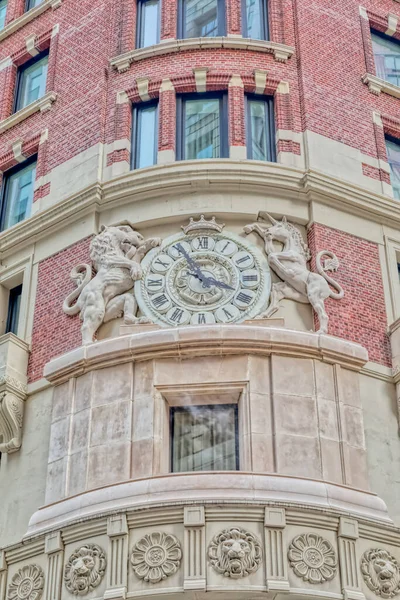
[201,275,235,291]
[176,243,210,285]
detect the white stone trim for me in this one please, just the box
[361,152,391,174]
[116,90,129,104]
[276,130,303,143]
[276,80,289,94]
[362,73,400,98]
[193,67,208,92]
[229,145,247,159]
[372,111,383,127]
[0,0,62,43]
[25,33,39,56]
[0,57,12,72]
[386,13,398,36]
[254,69,267,94]
[359,5,368,19]
[157,149,175,164]
[136,77,150,101]
[0,92,57,134]
[110,38,294,72]
[51,23,59,37]
[228,74,243,87]
[40,128,48,144]
[11,139,26,162]
[160,78,174,92]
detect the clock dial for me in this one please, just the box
[135,228,271,326]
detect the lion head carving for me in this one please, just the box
[64,544,106,596]
[208,527,262,579]
[90,224,145,265]
[361,549,400,598]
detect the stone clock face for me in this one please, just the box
[135,230,271,327]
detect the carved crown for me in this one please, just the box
[182,215,225,235]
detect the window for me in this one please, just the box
[242,0,268,40]
[136,0,160,48]
[14,53,48,112]
[177,94,228,160]
[132,102,158,169]
[170,404,239,472]
[0,158,36,231]
[0,0,7,30]
[5,285,22,335]
[26,0,43,10]
[178,0,225,38]
[246,95,275,161]
[371,31,400,88]
[386,136,400,200]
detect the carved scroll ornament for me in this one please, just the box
[208,527,262,579]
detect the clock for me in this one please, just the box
[135,216,271,326]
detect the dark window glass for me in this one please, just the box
[177,94,228,160]
[246,95,275,161]
[26,0,43,10]
[386,136,400,200]
[5,285,22,336]
[179,0,225,38]
[371,31,400,88]
[15,53,48,112]
[132,102,158,169]
[242,0,268,40]
[171,404,239,472]
[1,159,36,231]
[0,0,7,30]
[137,0,160,48]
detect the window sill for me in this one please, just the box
[0,91,57,134]
[111,37,295,72]
[362,73,400,99]
[0,0,61,42]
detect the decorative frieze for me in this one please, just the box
[183,506,206,590]
[208,527,262,579]
[130,532,182,584]
[105,515,128,600]
[361,549,400,598]
[288,533,338,584]
[7,566,44,600]
[64,544,106,596]
[264,508,289,591]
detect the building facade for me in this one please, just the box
[2,1,400,600]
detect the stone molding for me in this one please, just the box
[362,73,400,99]
[0,93,57,135]
[0,0,61,43]
[110,38,294,72]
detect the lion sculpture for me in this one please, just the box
[63,223,161,344]
[208,527,262,579]
[64,544,106,596]
[361,549,400,598]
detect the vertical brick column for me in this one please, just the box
[161,0,177,40]
[0,64,17,121]
[228,75,246,159]
[268,0,284,43]
[158,79,176,164]
[359,8,376,75]
[5,0,24,24]
[46,27,60,93]
[226,0,241,36]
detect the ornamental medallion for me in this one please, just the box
[208,527,262,579]
[8,565,44,600]
[64,544,106,596]
[288,533,337,584]
[361,549,400,598]
[130,531,182,584]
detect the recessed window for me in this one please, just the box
[178,0,225,38]
[177,94,228,160]
[26,0,43,10]
[137,0,160,48]
[242,0,268,39]
[5,285,22,336]
[0,0,7,30]
[0,158,36,231]
[371,31,400,87]
[170,404,239,472]
[386,136,400,200]
[132,102,158,169]
[246,95,276,161]
[14,53,48,113]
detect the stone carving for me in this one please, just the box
[64,544,106,595]
[130,531,182,584]
[0,391,24,453]
[8,565,44,600]
[208,527,262,579]
[288,533,338,584]
[244,213,344,333]
[361,549,400,598]
[63,223,162,344]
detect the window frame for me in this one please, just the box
[371,29,400,88]
[245,94,276,162]
[177,0,226,39]
[169,403,239,473]
[131,100,159,170]
[136,0,161,48]
[176,92,229,161]
[25,0,42,11]
[241,0,269,40]
[0,0,7,30]
[385,133,400,200]
[5,284,23,336]
[0,155,37,232]
[13,50,49,114]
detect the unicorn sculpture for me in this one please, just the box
[244,212,344,334]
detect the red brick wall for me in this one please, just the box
[308,223,391,367]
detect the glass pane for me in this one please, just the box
[386,139,400,200]
[249,99,268,161]
[184,98,220,159]
[139,0,159,47]
[2,161,36,230]
[135,104,157,168]
[184,0,218,37]
[245,0,263,39]
[172,405,238,472]
[0,0,7,30]
[5,285,22,335]
[16,55,48,111]
[372,33,400,88]
[26,0,43,10]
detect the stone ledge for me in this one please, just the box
[110,37,295,72]
[362,72,400,99]
[0,0,61,42]
[0,92,57,135]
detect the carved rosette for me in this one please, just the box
[288,533,338,584]
[130,532,182,584]
[361,549,400,598]
[64,544,106,595]
[8,565,44,600]
[208,527,262,579]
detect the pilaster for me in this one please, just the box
[105,514,129,600]
[264,507,289,591]
[183,506,206,590]
[338,517,365,600]
[44,532,64,600]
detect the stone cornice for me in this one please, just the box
[0,92,57,135]
[0,0,61,43]
[110,38,295,72]
[362,72,400,98]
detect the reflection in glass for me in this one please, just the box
[249,100,268,160]
[184,0,219,37]
[138,0,159,48]
[2,161,36,231]
[0,0,7,30]
[245,0,263,39]
[171,405,238,472]
[386,138,400,200]
[184,98,220,159]
[371,32,400,88]
[5,285,22,335]
[26,0,43,10]
[134,103,158,169]
[16,55,48,111]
